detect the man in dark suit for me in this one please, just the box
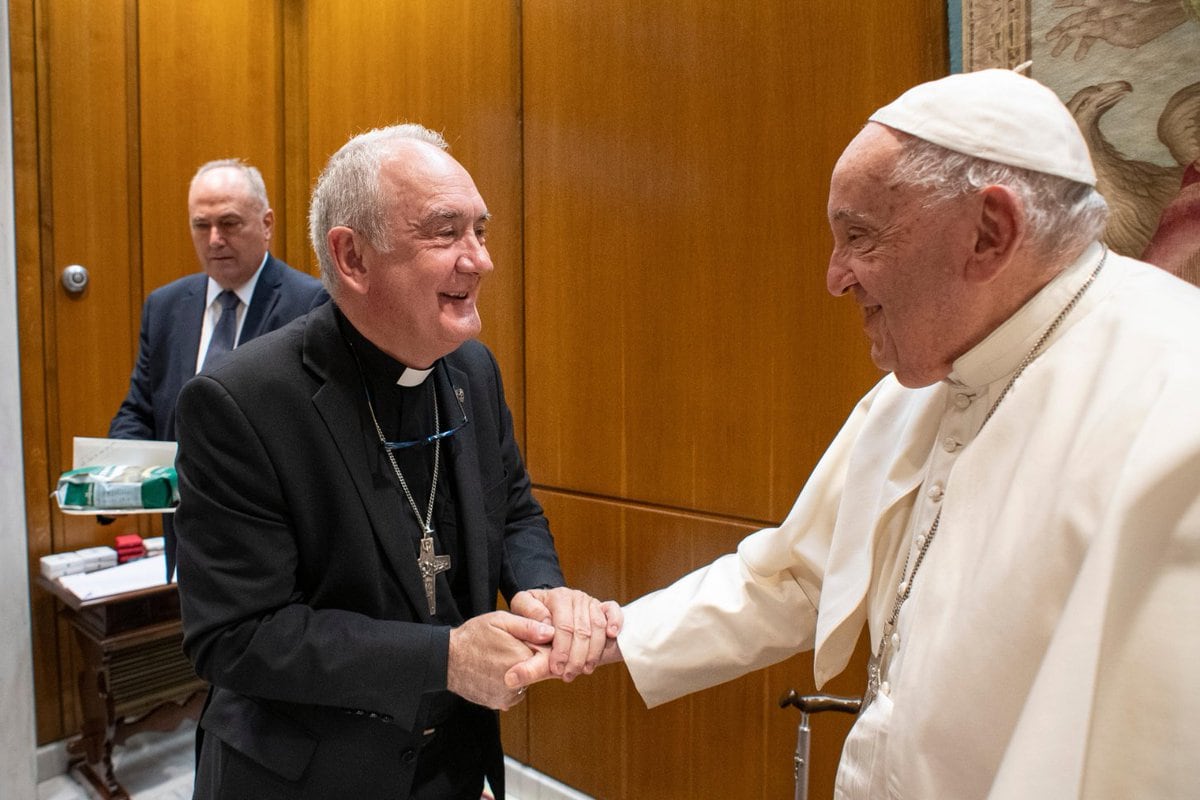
[173,125,615,799]
[108,159,326,578]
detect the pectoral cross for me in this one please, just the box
[417,532,451,615]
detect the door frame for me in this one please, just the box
[0,0,40,793]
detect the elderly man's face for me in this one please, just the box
[825,124,974,388]
[188,167,273,289]
[356,145,494,367]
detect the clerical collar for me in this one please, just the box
[334,305,439,389]
[397,366,434,387]
[948,241,1105,390]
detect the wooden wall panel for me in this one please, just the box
[519,1,945,796]
[620,506,761,800]
[527,491,873,799]
[296,0,526,431]
[523,0,944,525]
[521,491,626,793]
[137,1,288,295]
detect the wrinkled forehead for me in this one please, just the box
[834,124,906,177]
[828,124,908,209]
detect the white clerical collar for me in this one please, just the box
[396,366,434,387]
[949,241,1104,389]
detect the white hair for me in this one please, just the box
[307,123,450,293]
[191,158,270,212]
[889,134,1109,263]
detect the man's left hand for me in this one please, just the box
[509,587,621,682]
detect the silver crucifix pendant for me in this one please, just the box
[417,532,451,615]
[862,652,882,711]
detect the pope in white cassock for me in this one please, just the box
[510,69,1200,798]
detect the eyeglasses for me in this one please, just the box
[381,384,470,451]
[345,333,470,451]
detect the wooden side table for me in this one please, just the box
[38,576,206,800]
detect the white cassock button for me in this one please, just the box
[915,534,927,549]
[880,681,891,696]
[890,632,901,650]
[898,580,909,595]
[927,484,944,501]
[942,436,960,452]
[954,393,971,409]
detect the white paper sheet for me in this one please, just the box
[72,437,177,469]
[55,554,169,601]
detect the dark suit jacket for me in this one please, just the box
[108,254,326,578]
[174,301,564,799]
[109,254,326,442]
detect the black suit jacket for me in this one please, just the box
[174,301,564,799]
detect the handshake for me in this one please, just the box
[447,587,624,711]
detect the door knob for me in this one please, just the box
[61,264,89,294]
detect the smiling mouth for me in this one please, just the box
[441,290,470,301]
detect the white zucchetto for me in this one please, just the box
[869,68,1097,186]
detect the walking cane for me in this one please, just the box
[778,690,862,800]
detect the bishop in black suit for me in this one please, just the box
[174,125,616,800]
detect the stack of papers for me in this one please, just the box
[55,554,169,601]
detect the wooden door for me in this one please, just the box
[14,0,142,744]
[14,0,295,744]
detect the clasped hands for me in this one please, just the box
[447,587,622,710]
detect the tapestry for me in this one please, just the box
[961,0,1200,284]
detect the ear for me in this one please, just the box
[965,185,1024,283]
[327,226,369,295]
[261,207,275,243]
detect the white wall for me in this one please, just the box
[0,0,39,795]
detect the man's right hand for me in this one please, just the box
[446,611,555,710]
[509,588,619,682]
[503,600,624,690]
